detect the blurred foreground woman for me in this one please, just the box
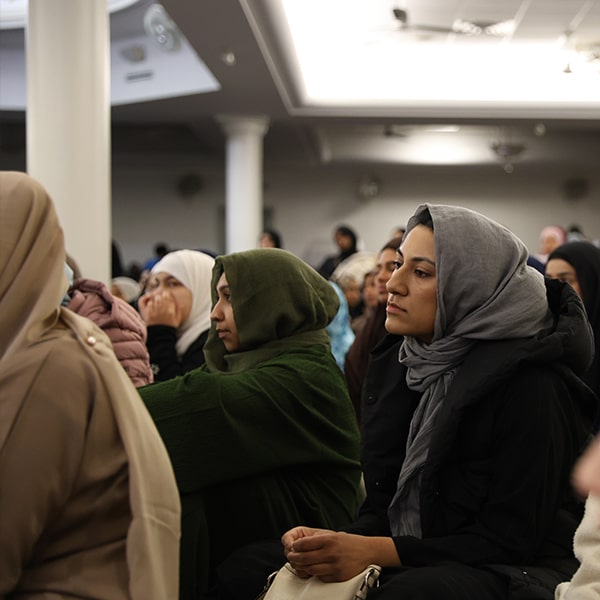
[0,172,180,599]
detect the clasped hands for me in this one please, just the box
[281,526,400,582]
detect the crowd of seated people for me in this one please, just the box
[3,169,600,600]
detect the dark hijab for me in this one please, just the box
[547,241,600,396]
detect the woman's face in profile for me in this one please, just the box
[385,225,437,343]
[210,272,240,352]
[374,248,397,304]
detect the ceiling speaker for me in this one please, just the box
[563,177,589,201]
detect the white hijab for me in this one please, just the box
[151,249,215,357]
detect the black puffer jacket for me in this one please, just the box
[349,279,598,599]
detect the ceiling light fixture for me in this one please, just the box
[220,50,237,67]
[490,141,526,173]
[452,18,515,37]
[143,3,181,52]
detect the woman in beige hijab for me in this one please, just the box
[0,172,181,599]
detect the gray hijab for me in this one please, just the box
[388,203,553,537]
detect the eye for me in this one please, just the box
[414,268,431,278]
[393,260,403,270]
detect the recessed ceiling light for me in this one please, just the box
[220,50,237,67]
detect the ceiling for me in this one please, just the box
[1,0,600,169]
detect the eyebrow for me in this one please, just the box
[217,284,231,293]
[397,250,436,267]
[154,274,178,282]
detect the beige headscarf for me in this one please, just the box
[0,173,67,360]
[0,171,181,599]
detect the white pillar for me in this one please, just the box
[27,0,111,283]
[217,115,269,253]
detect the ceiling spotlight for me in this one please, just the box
[220,50,237,67]
[144,4,181,52]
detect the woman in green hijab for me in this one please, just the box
[139,248,361,599]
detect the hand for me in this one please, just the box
[573,437,600,497]
[139,291,182,328]
[282,527,397,582]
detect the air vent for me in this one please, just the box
[126,70,154,82]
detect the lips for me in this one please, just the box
[386,302,406,314]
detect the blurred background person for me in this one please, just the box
[317,224,359,279]
[139,249,214,381]
[545,240,600,403]
[111,275,142,306]
[344,236,402,419]
[259,228,283,249]
[537,224,567,264]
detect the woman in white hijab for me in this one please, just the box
[0,171,180,599]
[139,249,214,381]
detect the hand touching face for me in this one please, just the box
[139,273,192,329]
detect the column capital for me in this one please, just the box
[216,114,269,138]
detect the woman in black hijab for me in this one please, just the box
[546,241,600,400]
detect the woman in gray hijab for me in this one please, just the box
[215,204,598,600]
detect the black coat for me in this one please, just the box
[348,279,598,599]
[146,325,208,382]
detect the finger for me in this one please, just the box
[287,547,331,568]
[289,560,337,580]
[292,534,331,552]
[281,526,310,549]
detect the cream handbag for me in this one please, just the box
[256,562,381,600]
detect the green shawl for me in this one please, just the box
[139,249,360,597]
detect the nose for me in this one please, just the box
[386,267,408,296]
[209,303,220,321]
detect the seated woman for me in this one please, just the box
[344,236,403,420]
[138,248,362,599]
[545,241,600,401]
[216,204,598,600]
[0,171,180,599]
[139,249,214,381]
